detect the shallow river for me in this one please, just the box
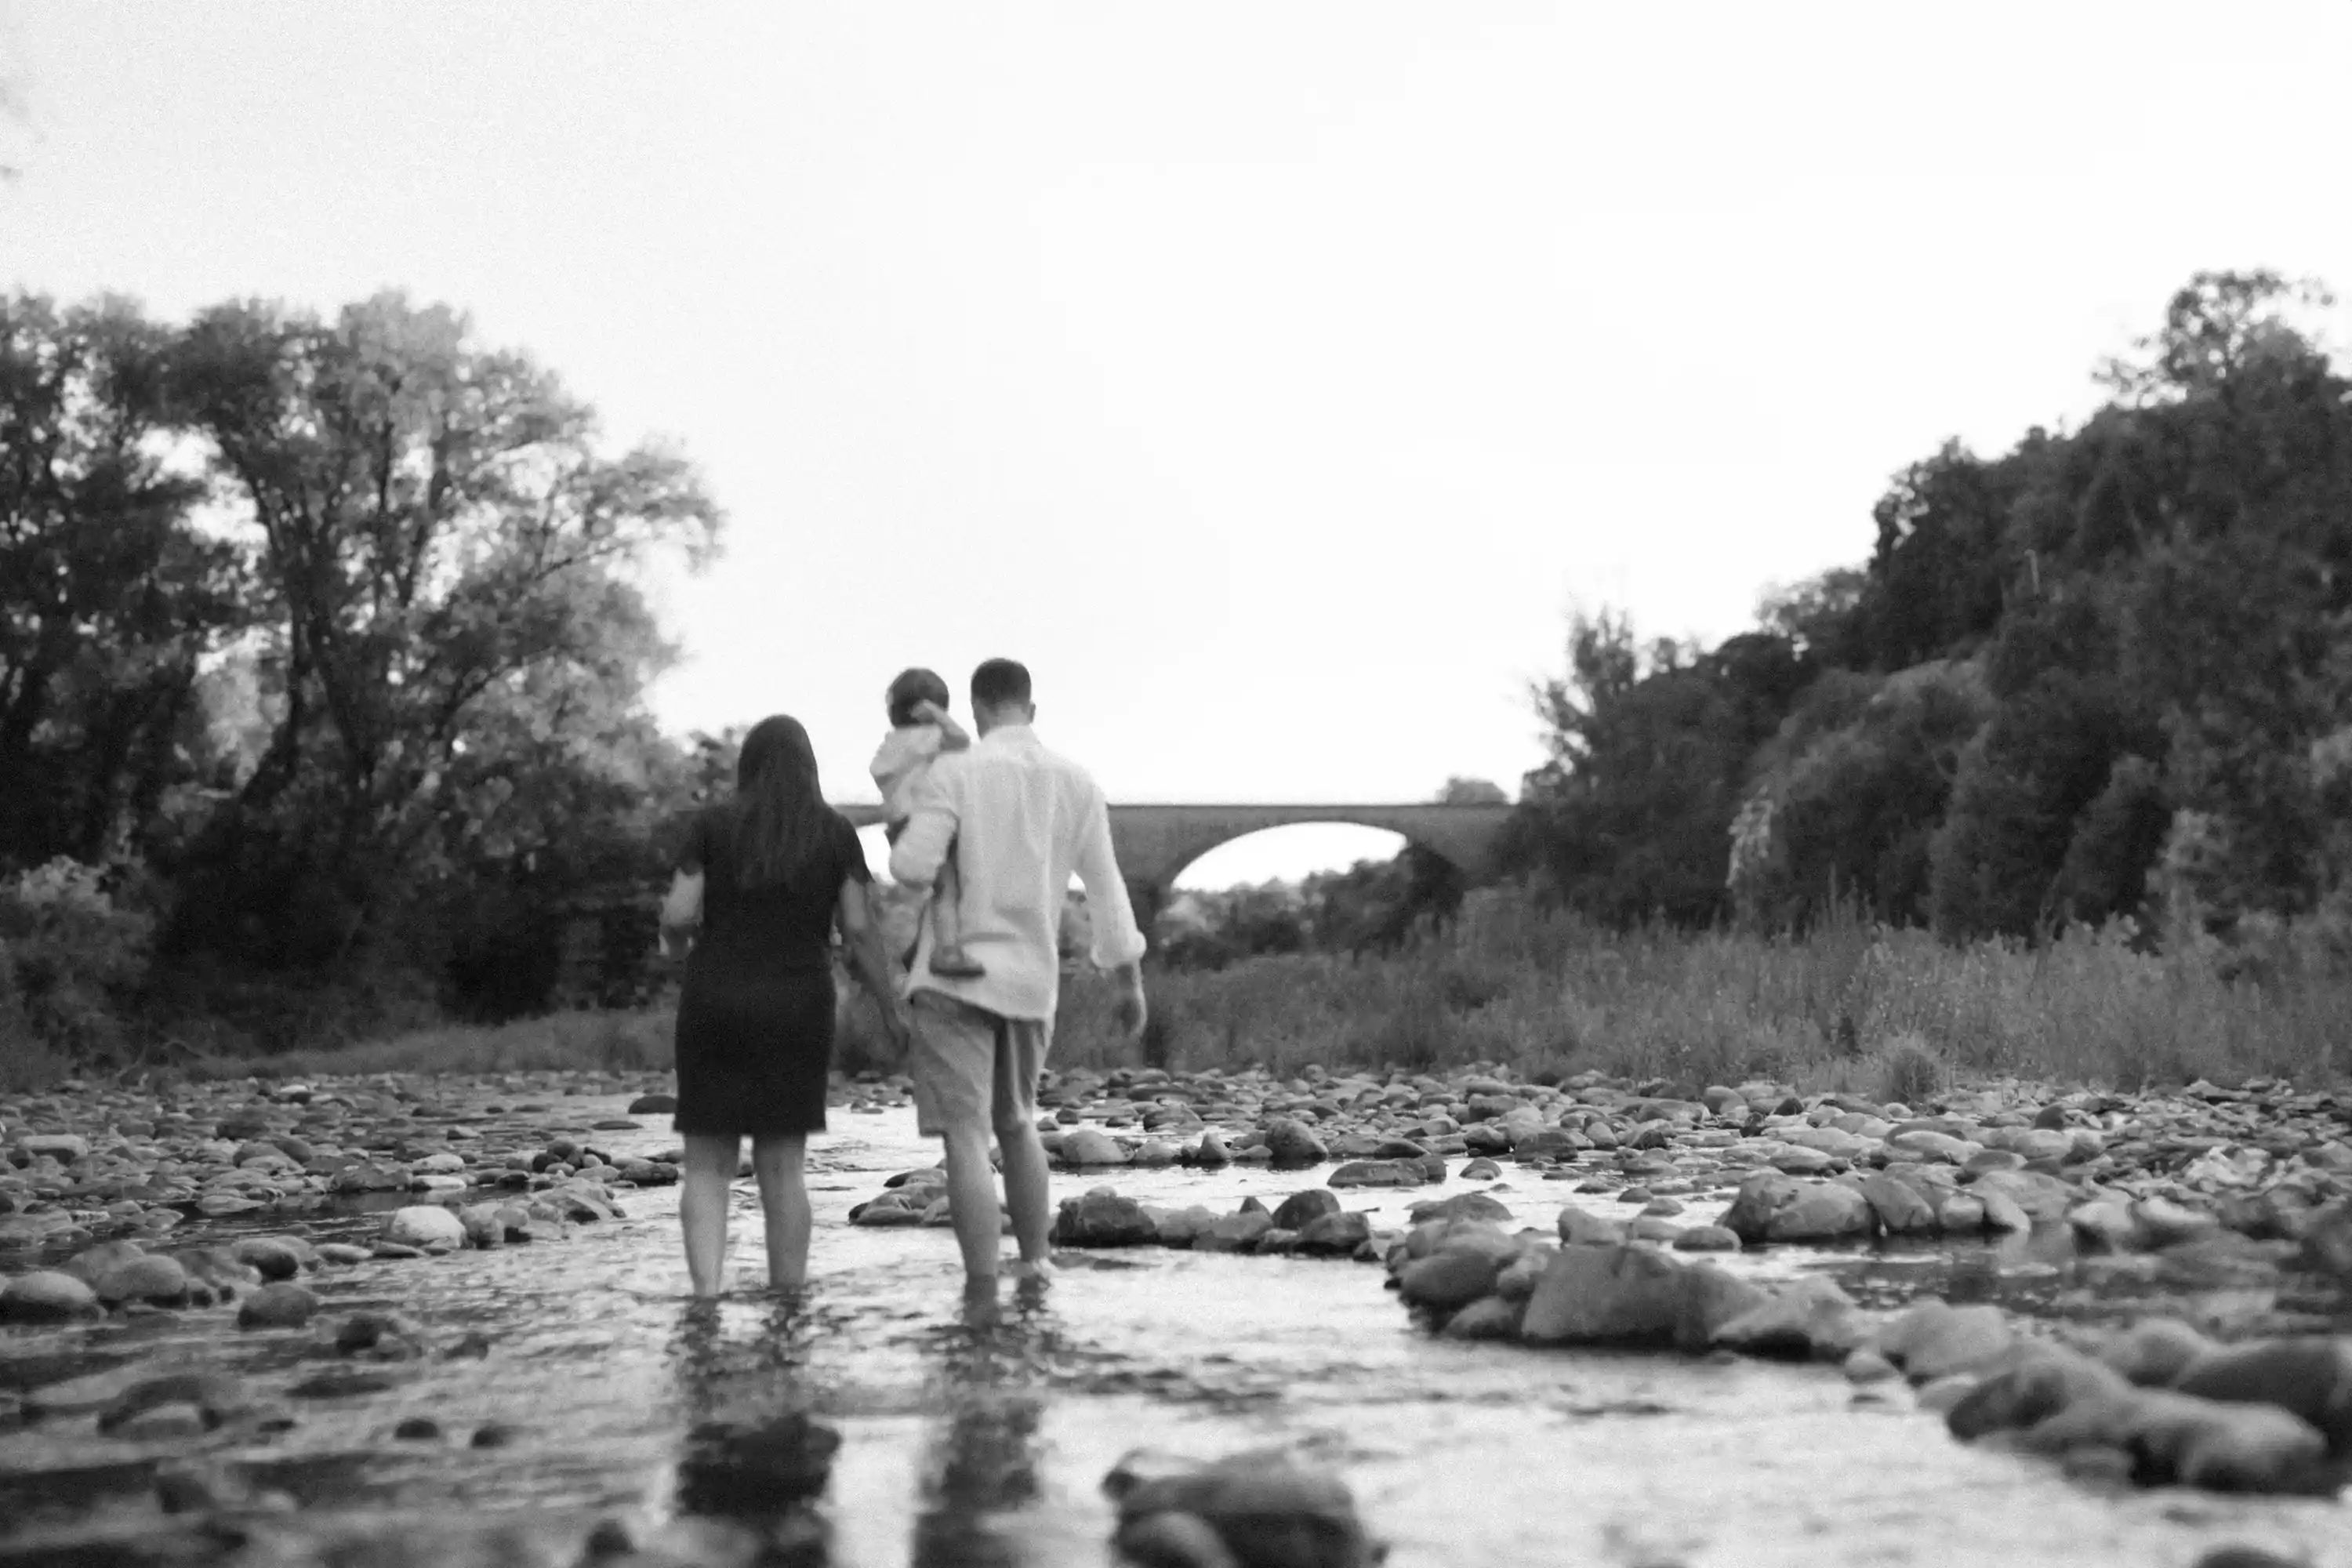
[5,1091,2351,1568]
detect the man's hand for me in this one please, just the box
[1112,967,1148,1039]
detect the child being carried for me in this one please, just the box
[870,667,985,979]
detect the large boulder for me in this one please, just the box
[1058,1128,1131,1167]
[1515,1241,1740,1354]
[1708,1276,1864,1360]
[1399,1218,1522,1266]
[1106,1449,1379,1568]
[2020,1387,2330,1494]
[18,1133,90,1163]
[1945,1344,2336,1494]
[1440,1295,1526,1341]
[1150,1206,1220,1248]
[1396,1250,1507,1312]
[238,1283,321,1330]
[1966,1167,2078,1223]
[382,1206,466,1250]
[2170,1338,2352,1456]
[1873,1300,2013,1382]
[1327,1160,1429,1189]
[63,1240,149,1286]
[2100,1319,2217,1388]
[1720,1172,1875,1245]
[95,1254,191,1308]
[1857,1172,1938,1236]
[1056,1190,1156,1247]
[1193,1211,1274,1254]
[230,1237,311,1281]
[0,1269,100,1323]
[1270,1190,1341,1232]
[1293,1210,1371,1258]
[1947,1346,2129,1439]
[1406,1192,1511,1226]
[1263,1120,1329,1167]
[1555,1205,1627,1247]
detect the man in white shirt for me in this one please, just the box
[888,658,1149,1306]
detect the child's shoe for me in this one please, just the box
[928,943,985,979]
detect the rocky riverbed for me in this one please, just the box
[5,1060,2352,1566]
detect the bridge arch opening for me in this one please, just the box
[1170,823,1410,891]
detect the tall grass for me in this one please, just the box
[1047,889,2352,1091]
[178,1007,677,1082]
[29,888,2343,1094]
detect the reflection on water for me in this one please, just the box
[656,1285,1062,1568]
[668,1294,840,1566]
[909,1291,1051,1568]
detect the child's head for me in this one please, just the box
[886,666,952,729]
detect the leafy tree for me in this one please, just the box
[1854,441,2020,671]
[0,294,243,868]
[1512,611,1812,927]
[1734,662,1991,929]
[165,292,721,969]
[1435,776,1507,805]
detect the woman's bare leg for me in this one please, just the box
[681,1134,741,1298]
[752,1134,812,1291]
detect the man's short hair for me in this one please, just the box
[970,658,1033,711]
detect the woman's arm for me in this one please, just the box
[659,869,705,960]
[837,877,909,1049]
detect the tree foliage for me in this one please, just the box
[0,289,721,1051]
[1511,270,2352,953]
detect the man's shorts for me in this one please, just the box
[907,990,1050,1138]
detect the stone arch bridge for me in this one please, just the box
[834,800,1514,930]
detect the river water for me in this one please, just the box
[5,1090,2350,1567]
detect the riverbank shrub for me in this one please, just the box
[0,859,157,1088]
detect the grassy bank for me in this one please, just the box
[13,890,2347,1094]
[1050,892,2352,1094]
[172,1008,679,1083]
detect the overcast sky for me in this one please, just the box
[5,2,2349,884]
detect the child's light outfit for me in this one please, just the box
[871,725,943,825]
[870,724,982,978]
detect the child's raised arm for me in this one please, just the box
[913,699,972,751]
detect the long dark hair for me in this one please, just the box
[729,715,833,888]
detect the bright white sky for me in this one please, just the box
[5,2,2349,886]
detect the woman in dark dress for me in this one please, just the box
[658,715,906,1298]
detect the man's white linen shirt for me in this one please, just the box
[887,724,1147,1022]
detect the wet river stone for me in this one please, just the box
[1106,1448,1380,1568]
[1722,1171,1875,1244]
[1057,1127,1131,1167]
[94,1252,191,1307]
[0,1268,100,1323]
[383,1205,467,1250]
[238,1281,321,1329]
[1056,1189,1156,1247]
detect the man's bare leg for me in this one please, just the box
[995,1115,1053,1272]
[940,1120,1003,1288]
